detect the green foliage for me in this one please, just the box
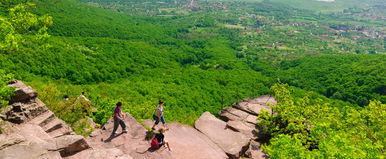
[275,55,386,106]
[263,135,309,158]
[0,70,14,107]
[28,67,271,126]
[259,84,385,158]
[0,70,14,134]
[72,119,94,137]
[0,2,52,52]
[32,83,94,136]
[144,126,155,141]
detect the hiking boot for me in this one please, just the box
[122,130,128,133]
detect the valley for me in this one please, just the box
[0,0,385,158]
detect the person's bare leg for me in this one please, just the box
[162,123,168,130]
[164,141,172,151]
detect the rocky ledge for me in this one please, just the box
[0,81,276,159]
[0,80,89,159]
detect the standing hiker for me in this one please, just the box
[152,100,167,130]
[111,102,127,136]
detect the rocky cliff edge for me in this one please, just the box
[0,81,276,159]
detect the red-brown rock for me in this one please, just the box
[219,107,259,125]
[165,122,228,159]
[226,120,258,138]
[244,95,277,106]
[8,80,38,103]
[55,135,89,157]
[195,112,250,159]
[245,140,267,159]
[0,124,61,159]
[233,102,272,116]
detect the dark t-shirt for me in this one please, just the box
[155,133,164,144]
[114,106,122,119]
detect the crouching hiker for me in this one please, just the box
[111,102,127,136]
[151,128,172,151]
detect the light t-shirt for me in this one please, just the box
[156,105,164,116]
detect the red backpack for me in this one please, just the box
[151,137,159,149]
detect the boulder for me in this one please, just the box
[226,120,258,138]
[27,110,74,138]
[244,95,277,106]
[4,109,26,124]
[219,107,259,125]
[55,135,89,157]
[0,142,53,159]
[5,99,48,124]
[0,133,25,150]
[233,102,272,116]
[245,140,267,159]
[0,124,60,159]
[165,122,228,159]
[195,112,250,159]
[42,118,72,136]
[17,124,53,142]
[8,80,38,103]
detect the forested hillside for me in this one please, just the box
[275,55,386,106]
[1,0,274,126]
[0,0,384,157]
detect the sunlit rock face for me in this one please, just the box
[0,80,89,159]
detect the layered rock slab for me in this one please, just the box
[8,80,38,103]
[195,112,250,159]
[164,122,228,159]
[233,95,276,116]
[245,140,267,159]
[0,80,89,159]
[0,124,55,159]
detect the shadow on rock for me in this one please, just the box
[103,133,124,142]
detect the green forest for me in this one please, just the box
[0,0,385,157]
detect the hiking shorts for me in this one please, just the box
[153,114,166,124]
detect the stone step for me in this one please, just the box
[54,135,89,157]
[49,127,73,138]
[43,118,64,133]
[28,110,55,127]
[219,107,259,125]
